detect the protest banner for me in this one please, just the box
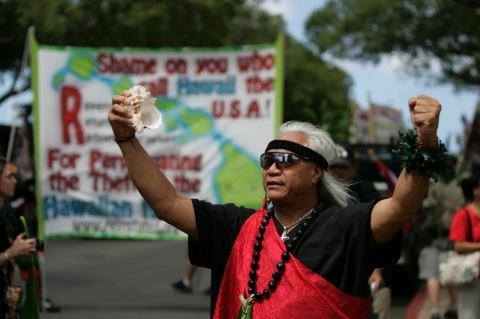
[31,35,283,240]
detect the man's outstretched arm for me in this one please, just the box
[109,91,197,239]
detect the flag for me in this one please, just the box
[19,216,40,319]
[367,149,397,196]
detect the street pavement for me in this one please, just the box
[36,239,211,319]
[18,238,420,319]
[415,286,454,319]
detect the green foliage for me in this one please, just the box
[227,3,284,45]
[0,0,254,71]
[15,0,243,47]
[283,35,353,141]
[0,0,26,71]
[305,0,480,90]
[393,129,454,182]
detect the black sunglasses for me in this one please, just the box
[260,152,310,169]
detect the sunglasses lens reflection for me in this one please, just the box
[260,153,303,169]
[259,154,270,168]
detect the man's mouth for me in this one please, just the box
[266,181,282,186]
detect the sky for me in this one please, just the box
[259,0,480,153]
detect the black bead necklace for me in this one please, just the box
[247,202,324,301]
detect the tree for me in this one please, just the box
[453,0,480,8]
[283,35,352,141]
[0,0,250,104]
[305,0,480,90]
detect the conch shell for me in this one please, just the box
[126,85,162,133]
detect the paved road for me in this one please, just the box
[38,239,211,319]
[26,238,413,319]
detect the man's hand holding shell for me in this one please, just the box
[109,86,163,142]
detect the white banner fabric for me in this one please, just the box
[34,44,280,239]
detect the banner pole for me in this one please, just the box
[26,25,49,313]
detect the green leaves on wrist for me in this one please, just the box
[393,129,453,182]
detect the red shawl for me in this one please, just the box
[213,208,371,318]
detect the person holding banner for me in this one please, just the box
[109,92,451,318]
[0,157,38,316]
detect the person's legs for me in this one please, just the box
[443,285,458,319]
[184,260,196,284]
[456,281,480,319]
[426,278,441,318]
[428,238,459,318]
[372,287,391,319]
[448,284,458,305]
[427,278,440,308]
[171,259,196,293]
[419,247,442,318]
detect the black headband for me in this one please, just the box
[265,140,329,170]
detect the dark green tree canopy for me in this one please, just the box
[1,0,276,72]
[1,0,277,103]
[283,35,352,141]
[305,0,480,90]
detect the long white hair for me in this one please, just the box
[278,121,355,207]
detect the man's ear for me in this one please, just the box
[312,165,323,184]
[474,186,480,198]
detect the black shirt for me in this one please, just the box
[188,199,402,316]
[0,199,24,314]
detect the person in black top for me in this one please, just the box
[328,145,391,319]
[108,92,446,318]
[11,178,62,313]
[0,156,38,315]
[327,144,382,203]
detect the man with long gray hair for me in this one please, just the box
[109,92,451,318]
